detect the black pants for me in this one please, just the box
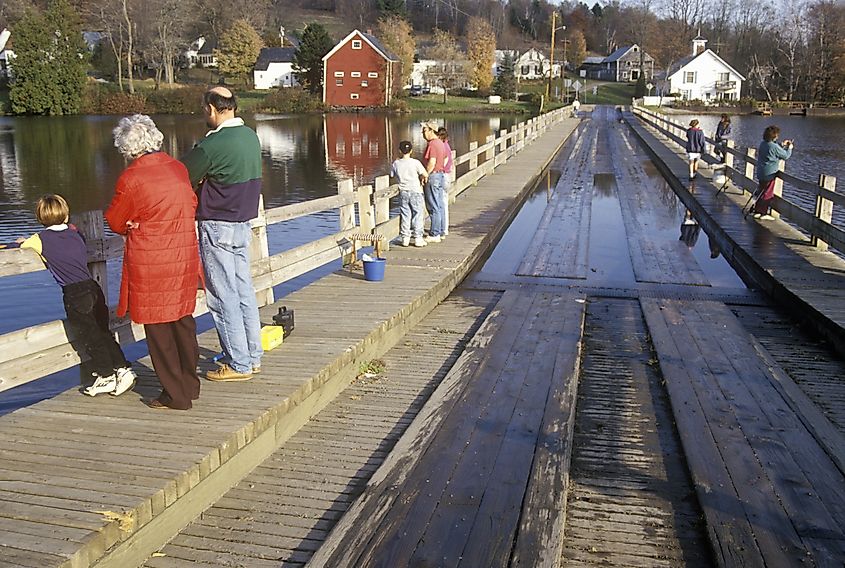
[63,279,129,377]
[145,315,200,410]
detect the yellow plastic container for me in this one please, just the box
[260,325,285,351]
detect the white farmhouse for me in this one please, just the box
[0,29,15,79]
[492,48,560,80]
[253,47,298,90]
[667,36,744,102]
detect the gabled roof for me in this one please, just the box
[667,49,746,81]
[0,29,11,53]
[198,38,217,55]
[604,45,635,63]
[254,47,297,70]
[582,56,605,65]
[323,30,399,63]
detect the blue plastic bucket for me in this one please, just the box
[363,258,386,282]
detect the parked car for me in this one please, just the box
[422,86,431,94]
[409,85,423,96]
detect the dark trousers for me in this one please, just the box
[145,315,200,410]
[63,279,128,378]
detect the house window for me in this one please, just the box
[335,71,344,77]
[622,71,628,79]
[535,65,542,75]
[685,71,696,83]
[368,72,378,78]
[352,40,362,49]
[350,93,359,100]
[720,72,730,82]
[361,80,368,87]
[521,65,529,75]
[336,78,343,86]
[351,71,361,77]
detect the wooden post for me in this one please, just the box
[772,160,785,219]
[510,125,518,157]
[485,134,495,163]
[496,129,508,167]
[813,174,837,250]
[517,122,525,151]
[338,179,355,231]
[357,184,375,234]
[449,149,457,200]
[252,195,274,307]
[468,141,478,171]
[73,210,108,299]
[374,175,390,251]
[744,148,757,197]
[724,140,735,171]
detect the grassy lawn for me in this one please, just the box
[407,94,539,114]
[584,81,636,105]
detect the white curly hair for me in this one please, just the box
[112,114,164,159]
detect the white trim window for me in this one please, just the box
[351,71,361,77]
[350,93,359,100]
[685,71,696,83]
[351,40,362,49]
[361,80,368,87]
[336,78,343,86]
[368,72,378,78]
[334,71,344,77]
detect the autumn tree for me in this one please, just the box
[294,23,334,95]
[567,28,587,69]
[424,29,467,103]
[9,0,87,115]
[215,19,263,85]
[466,16,496,93]
[493,50,517,99]
[376,15,415,88]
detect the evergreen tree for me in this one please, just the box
[294,24,334,95]
[493,51,517,100]
[377,0,406,17]
[215,19,263,85]
[634,72,647,98]
[10,0,87,115]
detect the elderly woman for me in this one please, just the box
[105,115,203,410]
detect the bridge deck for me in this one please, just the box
[0,119,577,567]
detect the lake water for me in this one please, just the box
[0,112,518,334]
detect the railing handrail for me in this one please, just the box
[0,105,572,391]
[632,104,843,254]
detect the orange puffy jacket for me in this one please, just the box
[105,152,202,325]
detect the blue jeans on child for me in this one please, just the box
[198,220,263,374]
[425,172,447,237]
[399,191,425,239]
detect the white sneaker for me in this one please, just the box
[84,373,117,396]
[111,367,136,396]
[760,214,775,221]
[413,237,427,247]
[427,235,441,243]
[400,236,410,247]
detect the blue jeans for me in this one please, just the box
[199,220,262,374]
[425,173,446,237]
[399,191,425,239]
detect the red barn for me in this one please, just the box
[322,30,401,108]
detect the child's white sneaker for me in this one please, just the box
[84,373,117,396]
[427,235,441,243]
[400,236,410,247]
[111,367,136,396]
[413,237,427,247]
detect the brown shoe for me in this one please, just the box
[207,363,253,382]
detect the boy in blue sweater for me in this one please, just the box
[10,195,135,396]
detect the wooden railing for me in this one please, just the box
[0,106,570,392]
[631,105,843,254]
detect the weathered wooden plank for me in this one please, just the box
[640,298,764,567]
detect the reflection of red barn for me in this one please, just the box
[323,114,391,183]
[322,30,401,107]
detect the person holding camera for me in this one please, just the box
[754,125,794,220]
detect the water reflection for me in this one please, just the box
[679,210,702,248]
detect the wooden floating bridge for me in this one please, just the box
[0,104,844,568]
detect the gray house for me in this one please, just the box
[599,45,654,82]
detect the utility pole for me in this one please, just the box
[547,12,556,101]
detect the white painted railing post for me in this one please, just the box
[724,140,735,171]
[468,141,478,171]
[485,134,495,164]
[813,174,837,250]
[772,160,785,220]
[374,175,390,251]
[338,179,355,231]
[357,184,375,233]
[252,195,274,306]
[744,148,757,197]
